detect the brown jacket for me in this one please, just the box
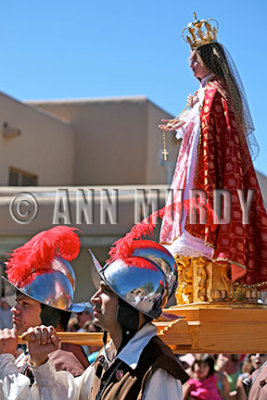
[90,336,189,400]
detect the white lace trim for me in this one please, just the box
[164,230,213,259]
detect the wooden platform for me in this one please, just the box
[155,303,267,353]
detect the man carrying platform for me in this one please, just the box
[0,239,188,399]
[0,225,89,393]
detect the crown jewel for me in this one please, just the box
[182,12,218,49]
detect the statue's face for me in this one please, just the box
[189,50,210,80]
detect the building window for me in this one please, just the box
[9,167,38,186]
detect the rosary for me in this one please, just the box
[161,131,169,161]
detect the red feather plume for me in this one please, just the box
[108,197,218,263]
[127,257,159,272]
[108,205,167,263]
[6,226,81,288]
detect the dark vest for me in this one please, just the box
[90,336,189,400]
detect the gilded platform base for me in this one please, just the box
[175,256,261,305]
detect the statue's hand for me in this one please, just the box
[158,118,186,131]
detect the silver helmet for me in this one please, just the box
[130,240,178,298]
[90,240,177,319]
[3,226,84,313]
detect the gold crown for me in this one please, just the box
[182,12,218,49]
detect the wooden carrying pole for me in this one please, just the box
[18,332,106,346]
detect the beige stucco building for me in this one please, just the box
[0,92,178,187]
[0,90,266,302]
[0,91,178,300]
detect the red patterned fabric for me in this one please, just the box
[186,79,267,287]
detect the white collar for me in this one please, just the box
[103,323,157,370]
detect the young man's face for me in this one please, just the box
[90,281,119,332]
[11,292,42,335]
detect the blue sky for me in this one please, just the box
[0,1,266,174]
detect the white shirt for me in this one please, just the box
[0,323,182,399]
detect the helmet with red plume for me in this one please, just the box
[3,226,84,314]
[91,239,178,320]
[90,219,182,351]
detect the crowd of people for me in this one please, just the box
[178,353,267,399]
